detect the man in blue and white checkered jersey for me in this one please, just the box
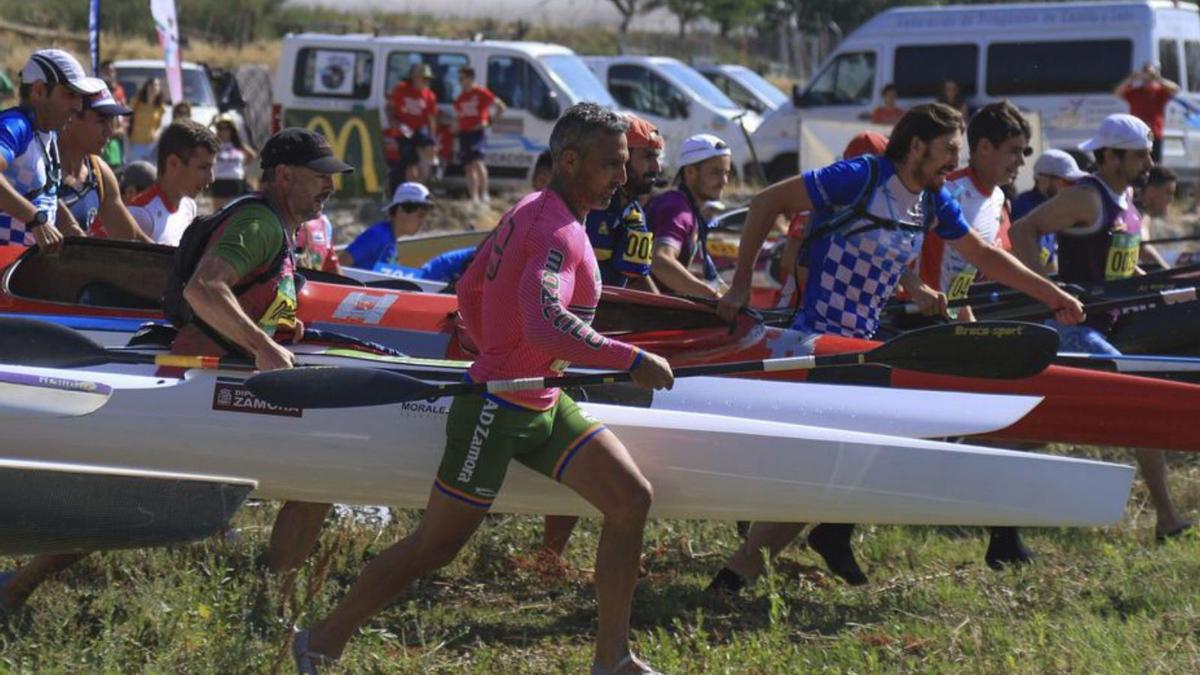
[706,103,1087,596]
[0,49,104,251]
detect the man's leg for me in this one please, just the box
[710,522,806,591]
[267,501,333,574]
[1134,448,1191,537]
[464,158,479,201]
[2,552,88,608]
[541,515,580,557]
[478,159,490,202]
[305,488,487,659]
[558,429,653,671]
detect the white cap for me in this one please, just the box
[1078,114,1153,152]
[677,134,731,167]
[20,49,105,95]
[383,182,434,211]
[1033,149,1087,180]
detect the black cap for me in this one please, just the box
[260,127,355,174]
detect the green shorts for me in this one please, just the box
[434,392,605,509]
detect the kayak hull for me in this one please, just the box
[0,365,1132,527]
[0,458,253,555]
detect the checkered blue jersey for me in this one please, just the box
[0,107,58,246]
[795,155,970,338]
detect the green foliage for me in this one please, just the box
[2,461,1200,673]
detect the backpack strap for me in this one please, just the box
[88,155,105,203]
[796,155,882,262]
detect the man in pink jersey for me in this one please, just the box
[293,104,675,675]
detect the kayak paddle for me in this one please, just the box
[0,370,112,418]
[0,317,260,370]
[244,320,1060,409]
[984,286,1198,321]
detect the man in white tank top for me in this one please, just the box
[909,101,1031,316]
[125,120,217,245]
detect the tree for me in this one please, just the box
[607,0,652,35]
[647,0,708,39]
[704,0,771,38]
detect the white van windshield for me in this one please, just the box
[725,66,787,109]
[658,62,741,112]
[543,55,616,107]
[117,66,216,107]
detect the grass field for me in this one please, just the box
[2,446,1198,673]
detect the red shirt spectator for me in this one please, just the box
[389,80,437,133]
[454,85,498,133]
[1119,80,1174,138]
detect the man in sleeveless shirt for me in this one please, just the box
[1011,113,1192,541]
[0,128,355,611]
[708,104,1083,593]
[55,82,152,241]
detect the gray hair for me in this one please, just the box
[548,103,628,163]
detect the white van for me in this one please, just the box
[274,33,617,196]
[583,56,762,177]
[695,62,789,116]
[752,1,1200,182]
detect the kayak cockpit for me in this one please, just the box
[6,238,172,311]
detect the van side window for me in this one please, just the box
[488,57,555,119]
[705,72,761,114]
[893,45,977,99]
[987,40,1132,95]
[608,64,685,119]
[1160,40,1181,86]
[385,52,470,104]
[293,48,373,100]
[802,52,875,106]
[1186,41,1200,93]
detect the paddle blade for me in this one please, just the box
[245,367,436,409]
[0,370,113,419]
[869,321,1060,379]
[0,318,110,368]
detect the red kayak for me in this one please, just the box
[2,239,1197,452]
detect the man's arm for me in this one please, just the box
[0,156,64,253]
[55,200,87,237]
[183,253,296,371]
[717,175,813,319]
[96,162,153,243]
[651,242,718,299]
[1009,186,1100,273]
[898,266,948,317]
[626,274,658,293]
[951,230,1084,325]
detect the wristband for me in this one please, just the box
[27,210,49,230]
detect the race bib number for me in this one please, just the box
[947,265,978,301]
[622,229,653,266]
[1106,232,1140,280]
[259,275,298,335]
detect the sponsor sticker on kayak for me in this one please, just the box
[213,377,302,417]
[332,292,397,324]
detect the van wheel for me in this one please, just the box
[765,154,799,183]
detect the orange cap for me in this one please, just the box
[843,131,889,159]
[625,114,664,151]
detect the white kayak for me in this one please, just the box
[0,315,1046,440]
[0,363,1133,527]
[296,347,1044,440]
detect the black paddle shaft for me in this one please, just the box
[245,321,1059,409]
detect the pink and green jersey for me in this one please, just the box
[457,189,643,409]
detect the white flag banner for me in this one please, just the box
[149,0,183,104]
